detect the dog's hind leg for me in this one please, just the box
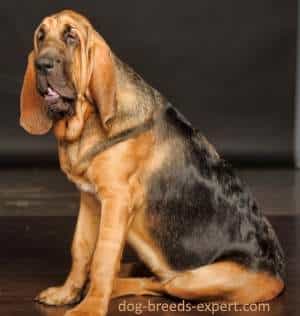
[111,277,164,298]
[163,261,284,303]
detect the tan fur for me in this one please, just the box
[127,205,176,281]
[36,192,101,306]
[20,52,53,134]
[20,10,284,316]
[163,261,284,303]
[111,277,163,298]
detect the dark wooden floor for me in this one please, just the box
[0,168,299,315]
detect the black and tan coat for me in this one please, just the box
[20,10,285,316]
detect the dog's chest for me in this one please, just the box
[66,169,96,195]
[71,175,95,193]
[58,142,96,194]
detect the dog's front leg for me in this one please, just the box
[66,185,131,316]
[36,192,101,306]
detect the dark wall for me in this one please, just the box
[0,0,296,165]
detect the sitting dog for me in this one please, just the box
[20,10,285,316]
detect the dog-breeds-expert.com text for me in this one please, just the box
[19,10,285,316]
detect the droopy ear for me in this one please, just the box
[89,39,117,129]
[20,51,52,135]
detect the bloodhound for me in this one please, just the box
[20,10,285,316]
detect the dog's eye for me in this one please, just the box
[37,29,45,42]
[64,28,78,46]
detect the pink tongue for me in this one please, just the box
[45,87,60,101]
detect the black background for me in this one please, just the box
[0,0,296,165]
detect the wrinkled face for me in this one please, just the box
[34,17,81,120]
[20,11,116,136]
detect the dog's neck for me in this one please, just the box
[111,56,165,133]
[55,56,166,177]
[54,55,164,143]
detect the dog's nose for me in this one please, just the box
[35,56,54,73]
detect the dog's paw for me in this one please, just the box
[35,285,81,306]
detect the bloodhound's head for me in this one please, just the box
[20,10,116,136]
